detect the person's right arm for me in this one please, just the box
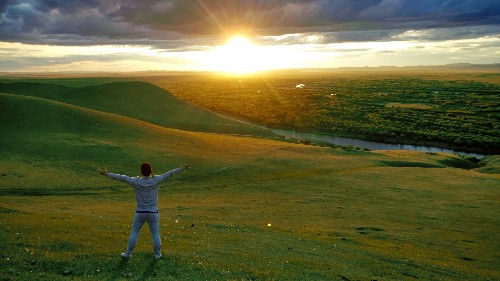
[154,164,191,183]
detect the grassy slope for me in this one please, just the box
[0,81,275,137]
[0,93,499,280]
[477,155,500,174]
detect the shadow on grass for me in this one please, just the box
[438,157,481,170]
[108,253,209,280]
[0,188,99,196]
[379,160,444,168]
[140,258,158,280]
[111,258,130,278]
[106,253,263,280]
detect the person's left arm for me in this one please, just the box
[154,164,191,183]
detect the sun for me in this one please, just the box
[226,36,252,50]
[201,35,275,74]
[200,35,303,74]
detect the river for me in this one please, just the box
[270,128,486,159]
[216,113,487,158]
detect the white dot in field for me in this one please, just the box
[267,223,272,227]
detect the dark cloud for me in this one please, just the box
[1,0,499,47]
[257,25,499,46]
[101,0,500,35]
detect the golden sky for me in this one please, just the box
[1,1,499,73]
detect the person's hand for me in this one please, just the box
[96,167,108,176]
[183,164,192,170]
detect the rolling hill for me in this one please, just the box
[0,84,499,280]
[0,81,275,137]
[0,91,279,194]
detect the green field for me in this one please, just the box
[141,70,500,154]
[1,77,499,280]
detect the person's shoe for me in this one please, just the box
[121,252,132,260]
[154,254,162,260]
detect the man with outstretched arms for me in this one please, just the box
[97,162,191,260]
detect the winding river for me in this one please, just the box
[217,113,487,158]
[270,128,486,159]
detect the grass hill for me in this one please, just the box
[0,81,275,137]
[0,86,499,280]
[0,92,266,194]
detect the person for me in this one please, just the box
[96,162,191,260]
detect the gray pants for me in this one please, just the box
[124,212,161,258]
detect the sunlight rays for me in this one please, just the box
[2,35,498,72]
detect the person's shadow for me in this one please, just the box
[110,258,130,279]
[140,258,158,279]
[111,254,161,279]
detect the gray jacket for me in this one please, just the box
[107,167,184,212]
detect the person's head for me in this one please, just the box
[141,162,152,176]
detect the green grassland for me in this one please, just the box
[141,70,500,154]
[1,78,499,280]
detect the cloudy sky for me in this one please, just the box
[1,0,499,73]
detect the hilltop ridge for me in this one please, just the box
[0,81,274,137]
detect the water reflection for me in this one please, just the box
[271,129,486,158]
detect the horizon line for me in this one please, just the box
[1,63,499,77]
